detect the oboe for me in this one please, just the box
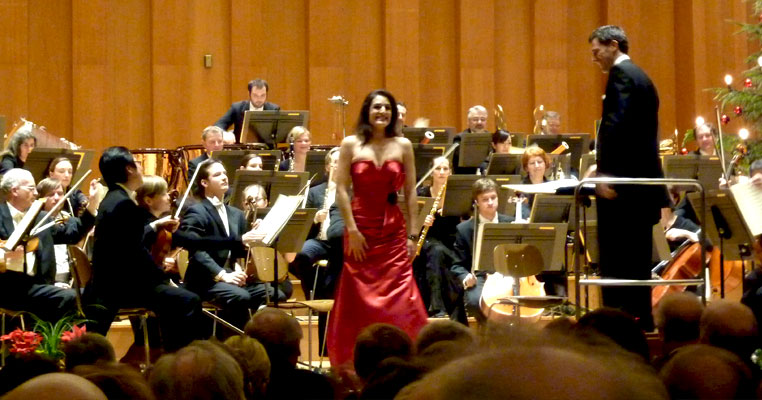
[414,182,446,259]
[317,166,335,240]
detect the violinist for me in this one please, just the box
[135,175,182,277]
[35,177,101,287]
[415,156,461,319]
[478,130,513,176]
[47,156,89,217]
[279,126,311,172]
[179,159,287,330]
[0,169,94,322]
[0,130,36,175]
[188,126,225,181]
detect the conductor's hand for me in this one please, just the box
[222,271,247,287]
[595,183,617,200]
[315,209,329,223]
[242,229,266,246]
[463,273,476,289]
[347,228,368,261]
[423,215,434,228]
[87,179,104,214]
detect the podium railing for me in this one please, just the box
[572,177,707,320]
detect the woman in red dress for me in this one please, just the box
[327,89,428,369]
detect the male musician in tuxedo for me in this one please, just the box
[450,178,514,324]
[214,78,281,143]
[543,111,562,135]
[590,25,666,330]
[188,126,225,181]
[453,105,489,174]
[86,147,203,351]
[0,169,96,321]
[179,159,287,330]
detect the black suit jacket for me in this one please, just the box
[90,186,165,299]
[0,202,94,285]
[597,59,666,221]
[450,214,514,281]
[214,100,281,143]
[179,199,247,292]
[188,153,210,182]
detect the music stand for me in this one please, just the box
[402,127,455,144]
[579,153,596,178]
[486,154,522,175]
[304,150,331,184]
[441,175,482,218]
[529,194,574,224]
[474,222,568,273]
[241,110,310,148]
[548,153,572,179]
[25,148,84,185]
[256,207,317,253]
[663,155,723,191]
[527,134,590,176]
[512,132,528,148]
[489,175,522,216]
[413,144,448,182]
[398,195,434,234]
[457,133,492,167]
[214,150,282,175]
[230,170,309,208]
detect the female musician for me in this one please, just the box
[694,122,717,156]
[239,153,264,171]
[0,131,36,175]
[327,89,427,369]
[136,175,180,275]
[47,156,88,217]
[279,126,312,172]
[478,130,512,175]
[415,156,462,320]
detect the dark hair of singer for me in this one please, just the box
[99,146,136,189]
[355,89,399,144]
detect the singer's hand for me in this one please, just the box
[347,228,368,261]
[406,238,416,259]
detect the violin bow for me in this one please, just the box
[30,169,92,236]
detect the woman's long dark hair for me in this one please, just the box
[355,89,399,144]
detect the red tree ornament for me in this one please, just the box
[680,148,688,155]
[745,78,753,88]
[721,114,731,124]
[734,106,743,115]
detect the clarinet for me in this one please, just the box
[317,167,334,240]
[413,183,447,259]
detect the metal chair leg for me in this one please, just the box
[319,311,331,370]
[141,314,150,370]
[307,308,313,367]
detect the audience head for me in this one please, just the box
[490,130,512,153]
[36,177,64,212]
[201,126,225,154]
[700,299,759,362]
[360,357,425,400]
[589,25,629,73]
[244,308,302,369]
[149,340,246,400]
[654,292,703,347]
[415,320,476,354]
[136,175,170,216]
[248,79,269,109]
[99,146,141,190]
[194,159,227,199]
[466,105,488,133]
[224,335,271,400]
[4,130,37,162]
[354,323,413,381]
[574,307,650,362]
[63,333,116,372]
[73,363,155,400]
[1,168,38,211]
[660,344,754,400]
[0,353,60,396]
[239,153,263,171]
[543,111,561,134]
[47,156,74,188]
[2,373,107,400]
[356,89,399,143]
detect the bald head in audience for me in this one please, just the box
[3,373,107,400]
[700,300,759,361]
[660,344,754,399]
[654,293,704,353]
[244,307,302,368]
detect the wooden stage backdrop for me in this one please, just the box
[0,0,755,157]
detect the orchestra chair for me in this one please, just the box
[1,307,26,368]
[68,245,154,369]
[251,247,333,368]
[487,244,566,320]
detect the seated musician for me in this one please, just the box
[239,153,264,171]
[214,79,280,143]
[478,130,513,176]
[86,147,203,351]
[35,177,101,287]
[179,159,288,330]
[47,157,89,217]
[694,122,718,156]
[453,105,489,175]
[0,169,96,322]
[542,111,562,135]
[188,126,225,180]
[513,146,552,220]
[279,126,311,172]
[415,156,462,320]
[450,178,514,323]
[0,130,36,175]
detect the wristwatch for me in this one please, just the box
[407,234,419,241]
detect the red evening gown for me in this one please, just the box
[327,159,428,368]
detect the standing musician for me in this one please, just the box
[450,178,514,324]
[178,159,288,330]
[279,126,311,172]
[214,78,280,144]
[85,147,203,351]
[452,105,489,175]
[0,169,96,322]
[478,130,513,176]
[415,156,462,320]
[47,156,89,217]
[590,25,666,330]
[188,126,225,181]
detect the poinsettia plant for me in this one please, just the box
[1,313,87,361]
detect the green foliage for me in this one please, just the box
[683,128,762,172]
[29,312,87,361]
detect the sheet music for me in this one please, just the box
[729,181,762,237]
[3,199,45,252]
[258,194,304,246]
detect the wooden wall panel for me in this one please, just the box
[495,0,534,134]
[565,2,604,136]
[0,0,28,128]
[459,0,495,131]
[534,0,568,133]
[418,0,459,129]
[385,0,421,123]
